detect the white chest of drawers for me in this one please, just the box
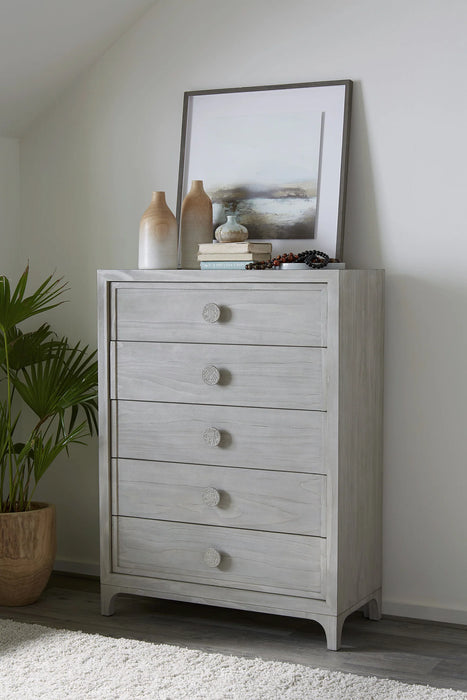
[97,269,384,650]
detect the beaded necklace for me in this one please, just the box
[246,250,331,270]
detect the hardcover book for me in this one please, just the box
[198,242,272,254]
[198,253,271,262]
[200,261,251,269]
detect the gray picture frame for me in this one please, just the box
[177,80,352,259]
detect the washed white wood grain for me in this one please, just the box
[113,516,325,599]
[114,400,326,473]
[97,269,384,650]
[113,459,326,536]
[112,341,327,410]
[113,284,328,346]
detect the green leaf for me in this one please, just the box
[0,403,19,461]
[32,422,89,483]
[12,337,98,434]
[0,267,98,509]
[0,324,57,371]
[0,266,68,334]
[0,401,10,464]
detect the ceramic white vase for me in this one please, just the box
[215,214,248,243]
[180,180,213,269]
[138,191,178,269]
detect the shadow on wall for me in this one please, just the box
[384,272,467,445]
[382,271,467,608]
[343,80,383,268]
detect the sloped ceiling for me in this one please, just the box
[0,0,156,138]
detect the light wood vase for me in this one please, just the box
[0,503,56,606]
[138,191,178,269]
[180,180,213,269]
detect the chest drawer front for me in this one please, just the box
[113,285,327,346]
[113,516,325,599]
[113,459,326,536]
[114,401,326,474]
[112,342,327,411]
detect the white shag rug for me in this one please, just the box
[0,618,465,700]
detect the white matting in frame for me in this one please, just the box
[177,81,352,259]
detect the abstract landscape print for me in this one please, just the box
[182,89,324,240]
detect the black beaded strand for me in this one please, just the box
[245,250,331,270]
[297,250,330,268]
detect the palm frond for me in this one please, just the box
[0,403,20,462]
[0,401,10,466]
[0,266,68,334]
[32,422,89,483]
[0,324,57,371]
[12,337,98,429]
[0,267,98,510]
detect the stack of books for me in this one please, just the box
[198,242,272,269]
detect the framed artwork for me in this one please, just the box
[177,80,352,259]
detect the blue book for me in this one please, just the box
[200,261,251,269]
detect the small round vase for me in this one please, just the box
[180,180,213,269]
[138,191,178,269]
[215,214,248,243]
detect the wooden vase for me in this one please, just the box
[180,180,213,269]
[138,191,178,269]
[0,503,56,606]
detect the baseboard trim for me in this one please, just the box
[383,601,467,626]
[54,560,100,578]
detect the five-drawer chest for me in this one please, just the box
[97,269,384,650]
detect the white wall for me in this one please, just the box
[20,0,467,620]
[0,137,20,275]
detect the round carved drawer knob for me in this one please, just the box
[204,547,222,568]
[202,303,221,323]
[202,365,220,385]
[203,427,221,447]
[202,487,221,507]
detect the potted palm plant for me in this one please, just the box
[0,266,98,605]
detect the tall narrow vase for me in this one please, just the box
[180,180,213,269]
[138,191,178,269]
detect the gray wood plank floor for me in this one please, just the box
[0,573,466,693]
